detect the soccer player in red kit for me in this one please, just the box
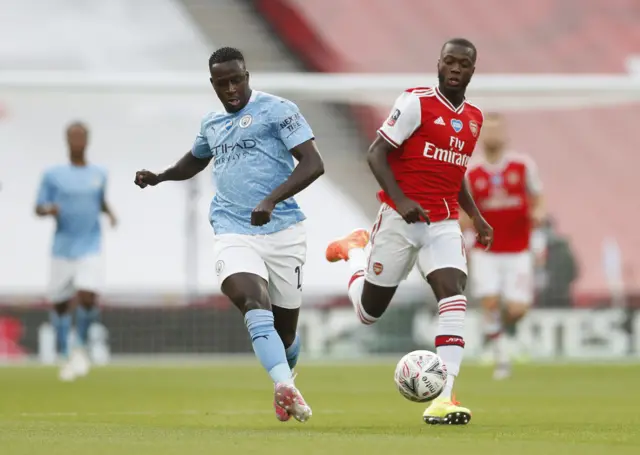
[463,112,545,380]
[326,38,493,425]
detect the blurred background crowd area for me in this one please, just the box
[0,0,638,362]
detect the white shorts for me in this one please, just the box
[213,223,306,310]
[366,204,467,287]
[49,255,104,303]
[469,249,534,304]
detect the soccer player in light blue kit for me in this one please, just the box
[135,48,324,423]
[36,122,117,382]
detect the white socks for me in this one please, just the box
[346,248,378,325]
[435,295,467,400]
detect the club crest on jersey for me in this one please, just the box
[373,262,384,275]
[450,118,463,133]
[507,171,520,185]
[215,260,225,276]
[387,109,401,126]
[474,177,487,191]
[239,115,252,128]
[469,121,479,137]
[224,120,233,131]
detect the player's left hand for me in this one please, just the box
[251,198,276,226]
[472,215,493,250]
[108,213,118,228]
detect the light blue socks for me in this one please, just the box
[285,334,301,369]
[245,309,293,384]
[75,306,99,346]
[50,311,71,358]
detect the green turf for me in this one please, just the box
[1,363,639,455]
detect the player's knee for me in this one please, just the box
[505,302,528,322]
[53,301,71,315]
[427,268,467,300]
[481,296,500,312]
[77,291,97,309]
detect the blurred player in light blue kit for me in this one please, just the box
[135,47,324,423]
[35,122,117,381]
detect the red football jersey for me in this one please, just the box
[377,87,484,222]
[466,153,542,252]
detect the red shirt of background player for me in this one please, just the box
[466,153,542,252]
[376,87,484,222]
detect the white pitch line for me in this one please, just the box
[8,409,345,418]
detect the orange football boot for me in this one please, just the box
[325,229,370,262]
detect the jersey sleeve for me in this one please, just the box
[191,115,213,159]
[36,171,54,206]
[524,157,543,195]
[272,99,315,150]
[377,91,421,148]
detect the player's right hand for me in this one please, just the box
[134,170,160,188]
[395,197,430,224]
[44,204,59,217]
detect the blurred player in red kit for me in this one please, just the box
[326,38,493,425]
[463,112,545,380]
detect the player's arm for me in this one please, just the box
[135,118,212,188]
[526,158,545,226]
[458,178,493,248]
[35,171,58,217]
[100,175,117,227]
[252,101,324,226]
[135,151,211,187]
[368,92,428,224]
[263,140,324,205]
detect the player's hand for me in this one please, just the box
[108,212,118,228]
[395,197,430,224]
[251,198,276,226]
[530,207,545,227]
[134,170,161,188]
[38,204,59,217]
[472,215,493,250]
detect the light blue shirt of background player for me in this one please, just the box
[36,164,108,259]
[191,90,316,235]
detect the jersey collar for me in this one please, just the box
[434,86,465,115]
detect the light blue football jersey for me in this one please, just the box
[192,91,314,235]
[36,164,107,259]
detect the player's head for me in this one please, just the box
[66,121,89,162]
[437,38,476,93]
[209,47,251,113]
[481,112,506,153]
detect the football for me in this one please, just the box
[394,350,447,403]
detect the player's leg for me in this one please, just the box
[260,223,313,422]
[215,236,310,422]
[418,220,471,425]
[500,251,535,372]
[261,223,307,371]
[468,250,508,368]
[48,258,76,381]
[326,205,416,325]
[71,255,104,377]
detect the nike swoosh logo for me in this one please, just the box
[252,335,269,342]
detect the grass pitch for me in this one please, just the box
[1,363,639,455]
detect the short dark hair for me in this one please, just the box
[66,121,88,134]
[441,38,477,62]
[209,47,245,69]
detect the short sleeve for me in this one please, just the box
[191,116,213,159]
[36,172,54,206]
[377,91,422,148]
[272,100,314,150]
[525,158,543,195]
